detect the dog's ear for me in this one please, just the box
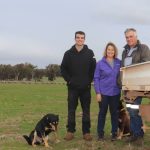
[55,115,59,121]
[55,115,59,120]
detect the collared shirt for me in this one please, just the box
[94,57,121,96]
[124,47,137,66]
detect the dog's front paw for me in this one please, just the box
[117,136,122,140]
[32,144,37,147]
[55,139,60,143]
[45,144,50,148]
[45,145,53,149]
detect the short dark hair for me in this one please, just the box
[75,31,85,38]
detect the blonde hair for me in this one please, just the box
[103,42,118,58]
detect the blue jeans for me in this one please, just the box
[126,97,144,137]
[97,94,120,136]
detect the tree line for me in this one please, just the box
[0,63,61,81]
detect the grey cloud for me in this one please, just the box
[92,0,150,25]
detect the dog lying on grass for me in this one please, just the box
[23,113,59,148]
[117,101,130,139]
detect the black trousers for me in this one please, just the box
[67,87,91,134]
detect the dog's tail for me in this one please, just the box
[23,135,32,145]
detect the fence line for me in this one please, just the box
[0,81,94,86]
[0,80,66,85]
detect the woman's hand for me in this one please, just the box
[96,94,102,102]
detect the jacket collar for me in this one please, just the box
[102,57,119,63]
[124,40,141,50]
[70,45,88,53]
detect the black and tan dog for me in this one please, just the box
[117,101,130,139]
[23,113,59,148]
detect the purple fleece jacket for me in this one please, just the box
[94,57,121,96]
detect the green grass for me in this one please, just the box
[0,83,150,150]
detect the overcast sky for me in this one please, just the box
[0,0,150,68]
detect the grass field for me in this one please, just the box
[0,82,150,150]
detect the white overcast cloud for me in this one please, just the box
[0,0,150,68]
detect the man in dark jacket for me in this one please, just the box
[122,28,150,143]
[61,31,96,141]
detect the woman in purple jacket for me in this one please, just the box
[94,42,121,141]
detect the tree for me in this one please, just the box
[0,63,61,81]
[24,63,36,81]
[0,64,15,80]
[46,64,60,81]
[33,69,45,81]
[14,64,25,80]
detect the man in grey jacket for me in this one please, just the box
[122,28,150,143]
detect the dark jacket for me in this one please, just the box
[61,45,96,90]
[122,41,150,67]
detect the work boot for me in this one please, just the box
[126,135,143,143]
[64,132,74,141]
[83,133,92,141]
[111,133,117,141]
[98,134,104,142]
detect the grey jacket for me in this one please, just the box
[122,41,150,67]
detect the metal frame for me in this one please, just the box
[121,61,150,101]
